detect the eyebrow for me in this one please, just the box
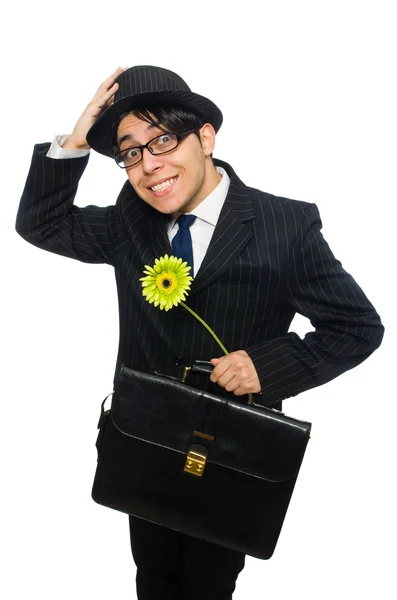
[117,122,164,147]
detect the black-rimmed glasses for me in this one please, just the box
[114,129,199,169]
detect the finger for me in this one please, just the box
[224,376,240,393]
[100,83,119,103]
[216,370,237,389]
[105,93,116,107]
[210,360,233,383]
[89,83,119,114]
[94,67,124,98]
[210,356,227,365]
[234,376,261,395]
[103,66,125,86]
[94,82,119,106]
[233,386,247,397]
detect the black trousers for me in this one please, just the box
[129,516,246,600]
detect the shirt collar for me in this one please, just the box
[167,166,230,231]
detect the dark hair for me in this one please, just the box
[111,104,208,158]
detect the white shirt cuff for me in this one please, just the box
[46,135,91,159]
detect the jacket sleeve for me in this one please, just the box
[246,203,384,406]
[15,143,116,266]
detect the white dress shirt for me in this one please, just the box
[47,136,230,274]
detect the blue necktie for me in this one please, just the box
[171,214,196,276]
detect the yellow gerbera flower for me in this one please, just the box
[139,254,193,311]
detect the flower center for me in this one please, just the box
[156,272,178,295]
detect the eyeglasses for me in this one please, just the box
[114,128,199,169]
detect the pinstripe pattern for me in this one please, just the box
[16,144,384,406]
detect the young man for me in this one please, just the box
[16,65,384,600]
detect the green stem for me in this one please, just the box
[180,301,253,404]
[180,301,229,356]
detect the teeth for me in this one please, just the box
[151,178,176,192]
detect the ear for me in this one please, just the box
[199,123,217,156]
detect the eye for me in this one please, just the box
[126,148,140,158]
[148,133,177,154]
[158,134,171,145]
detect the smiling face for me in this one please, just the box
[116,112,221,215]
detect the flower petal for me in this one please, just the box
[140,254,194,313]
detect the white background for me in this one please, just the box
[1,1,396,598]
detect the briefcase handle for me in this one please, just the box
[179,360,254,405]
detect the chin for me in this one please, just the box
[149,197,190,215]
[154,205,178,215]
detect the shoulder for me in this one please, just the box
[215,159,318,217]
[216,159,321,228]
[249,186,320,225]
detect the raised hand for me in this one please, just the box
[63,66,127,150]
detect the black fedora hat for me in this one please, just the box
[86,65,223,158]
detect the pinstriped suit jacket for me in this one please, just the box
[16,143,384,407]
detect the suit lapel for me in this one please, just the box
[149,213,173,259]
[191,162,256,296]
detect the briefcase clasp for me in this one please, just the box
[181,365,192,383]
[184,445,208,477]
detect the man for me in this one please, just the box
[16,65,384,599]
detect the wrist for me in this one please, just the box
[62,134,90,151]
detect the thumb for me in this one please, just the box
[210,357,225,365]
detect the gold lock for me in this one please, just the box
[184,445,208,477]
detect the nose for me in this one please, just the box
[141,147,163,174]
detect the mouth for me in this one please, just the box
[147,176,178,197]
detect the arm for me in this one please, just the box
[15,67,126,265]
[245,203,384,405]
[15,143,116,265]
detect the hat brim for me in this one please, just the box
[86,90,223,158]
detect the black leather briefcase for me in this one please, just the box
[92,362,311,559]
